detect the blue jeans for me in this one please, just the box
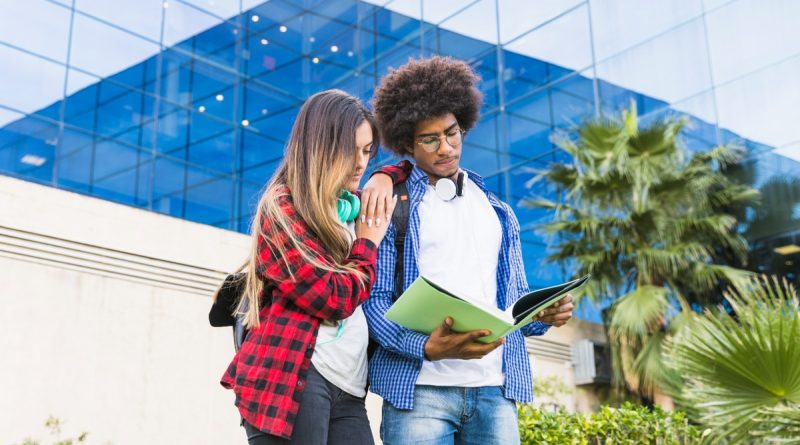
[380,385,519,445]
[243,364,373,444]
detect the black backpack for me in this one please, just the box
[208,272,248,350]
[208,182,411,353]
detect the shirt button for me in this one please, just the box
[297,380,304,388]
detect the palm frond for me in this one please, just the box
[753,403,800,444]
[668,276,800,443]
[632,331,673,397]
[608,286,669,340]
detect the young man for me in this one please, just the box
[362,56,575,445]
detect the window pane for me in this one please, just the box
[0,46,65,118]
[70,14,160,89]
[74,0,164,42]
[0,113,58,184]
[589,0,703,61]
[504,4,592,83]
[595,18,712,111]
[0,0,71,62]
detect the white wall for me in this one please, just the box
[0,175,248,444]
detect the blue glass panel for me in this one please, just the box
[95,88,146,139]
[156,105,190,155]
[551,88,594,128]
[552,72,595,102]
[503,51,549,99]
[573,298,603,323]
[108,62,146,93]
[330,72,369,98]
[376,39,422,78]
[356,29,379,68]
[188,127,235,173]
[238,180,264,222]
[160,49,194,107]
[192,60,240,107]
[153,193,185,218]
[241,156,282,183]
[247,0,304,35]
[472,52,499,112]
[57,131,93,194]
[241,130,285,170]
[0,115,58,184]
[63,81,98,133]
[361,7,420,40]
[185,176,234,226]
[90,141,150,205]
[434,28,494,62]
[483,174,503,197]
[507,113,551,158]
[460,145,500,177]
[522,240,562,287]
[507,89,551,126]
[151,155,188,216]
[304,13,355,50]
[37,102,62,121]
[189,111,234,148]
[315,0,358,24]
[467,113,499,151]
[311,29,360,70]
[92,138,140,182]
[308,59,356,87]
[246,34,302,78]
[256,13,306,50]
[255,59,307,98]
[598,79,668,117]
[191,20,240,69]
[246,107,297,147]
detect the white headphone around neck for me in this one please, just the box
[434,171,466,201]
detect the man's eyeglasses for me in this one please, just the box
[415,128,465,153]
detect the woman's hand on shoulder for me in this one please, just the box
[355,194,397,246]
[360,172,394,227]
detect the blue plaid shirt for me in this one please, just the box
[364,165,550,410]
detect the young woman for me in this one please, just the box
[220,89,402,444]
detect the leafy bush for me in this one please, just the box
[518,402,702,444]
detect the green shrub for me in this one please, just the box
[518,402,703,445]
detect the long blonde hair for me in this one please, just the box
[236,89,379,328]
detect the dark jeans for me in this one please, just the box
[243,364,374,445]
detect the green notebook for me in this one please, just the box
[385,274,591,343]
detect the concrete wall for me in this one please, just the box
[0,176,248,444]
[0,175,606,444]
[526,319,608,413]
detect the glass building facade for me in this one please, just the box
[1,0,798,295]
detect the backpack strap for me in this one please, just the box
[391,181,410,300]
[367,182,411,361]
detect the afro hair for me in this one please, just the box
[371,56,483,156]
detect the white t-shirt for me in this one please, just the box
[415,176,506,387]
[311,222,369,397]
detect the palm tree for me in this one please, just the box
[667,276,800,444]
[524,102,760,399]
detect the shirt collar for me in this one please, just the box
[409,164,488,193]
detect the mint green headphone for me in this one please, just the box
[337,190,361,223]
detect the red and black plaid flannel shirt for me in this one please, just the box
[221,162,411,439]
